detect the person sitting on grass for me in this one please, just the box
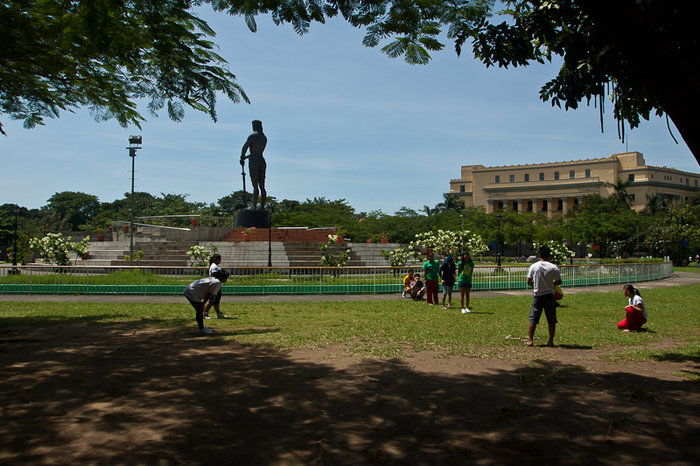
[618,284,648,332]
[184,270,230,335]
[411,273,426,301]
[402,270,415,298]
[203,254,228,319]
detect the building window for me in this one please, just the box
[628,174,635,182]
[570,170,575,179]
[497,201,504,210]
[630,194,636,203]
[554,171,559,180]
[541,200,548,211]
[527,200,533,212]
[460,185,465,192]
[540,172,544,181]
[524,173,530,182]
[495,175,500,183]
[513,201,518,211]
[686,178,690,186]
[557,199,563,211]
[585,169,591,178]
[510,174,515,183]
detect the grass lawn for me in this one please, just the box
[2,284,698,363]
[675,266,700,274]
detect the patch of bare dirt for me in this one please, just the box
[1,324,699,465]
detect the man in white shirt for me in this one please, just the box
[526,245,562,347]
[184,270,229,334]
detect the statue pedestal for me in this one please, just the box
[235,208,270,228]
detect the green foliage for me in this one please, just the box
[123,251,144,263]
[319,234,351,268]
[644,204,700,265]
[45,192,100,231]
[28,233,90,265]
[570,195,638,258]
[1,0,248,134]
[468,0,699,162]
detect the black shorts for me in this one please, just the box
[529,293,557,324]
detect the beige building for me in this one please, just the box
[449,152,699,216]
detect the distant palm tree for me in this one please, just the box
[644,193,667,216]
[434,193,465,213]
[422,205,435,217]
[606,177,633,206]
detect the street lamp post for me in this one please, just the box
[568,222,574,265]
[12,204,19,267]
[496,214,502,267]
[127,136,142,266]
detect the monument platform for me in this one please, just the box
[221,227,338,243]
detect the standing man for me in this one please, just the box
[240,120,268,209]
[422,250,439,305]
[526,245,562,347]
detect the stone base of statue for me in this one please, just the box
[235,208,270,228]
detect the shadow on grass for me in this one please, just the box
[1,322,698,464]
[650,349,700,363]
[555,344,594,350]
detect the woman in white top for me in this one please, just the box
[618,284,648,331]
[203,254,227,319]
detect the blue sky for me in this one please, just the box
[1,9,697,215]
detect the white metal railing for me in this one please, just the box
[0,262,674,296]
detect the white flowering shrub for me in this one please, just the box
[533,240,574,265]
[29,233,90,266]
[320,234,351,267]
[410,230,488,258]
[380,247,421,267]
[380,230,488,266]
[186,244,218,267]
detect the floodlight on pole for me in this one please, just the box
[127,136,142,266]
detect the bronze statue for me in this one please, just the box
[240,120,267,209]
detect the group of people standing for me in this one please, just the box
[403,244,649,347]
[403,250,475,314]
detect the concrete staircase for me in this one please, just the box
[83,238,191,266]
[282,242,358,267]
[81,235,408,268]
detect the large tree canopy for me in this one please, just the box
[3,0,698,166]
[0,0,249,134]
[462,0,700,165]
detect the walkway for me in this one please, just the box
[1,272,697,303]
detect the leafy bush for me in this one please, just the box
[320,234,351,268]
[186,244,218,267]
[29,233,90,265]
[533,240,574,265]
